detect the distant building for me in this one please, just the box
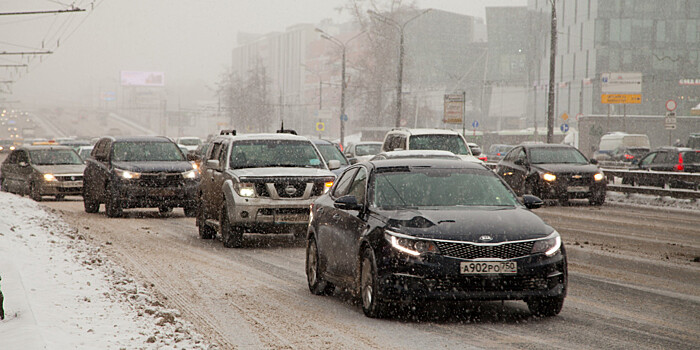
[529,0,700,126]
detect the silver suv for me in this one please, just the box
[380,128,482,163]
[196,130,338,247]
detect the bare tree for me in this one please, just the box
[216,58,274,132]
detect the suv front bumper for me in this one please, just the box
[231,194,313,233]
[114,180,198,208]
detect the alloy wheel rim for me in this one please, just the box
[307,243,317,285]
[361,259,372,309]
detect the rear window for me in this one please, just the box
[29,149,84,165]
[409,134,470,155]
[682,151,700,163]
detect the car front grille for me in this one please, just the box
[559,173,592,186]
[55,174,83,182]
[274,182,307,198]
[435,241,535,260]
[243,177,332,198]
[136,173,184,187]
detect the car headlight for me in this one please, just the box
[114,168,140,179]
[593,172,604,181]
[385,230,437,256]
[531,231,562,257]
[43,173,56,182]
[541,173,557,182]
[234,182,256,197]
[182,169,199,179]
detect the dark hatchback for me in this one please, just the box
[83,136,199,217]
[496,144,606,205]
[625,147,700,189]
[306,159,567,318]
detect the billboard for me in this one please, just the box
[120,71,165,87]
[443,93,465,124]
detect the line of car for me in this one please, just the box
[2,128,614,319]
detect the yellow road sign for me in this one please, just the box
[316,122,325,132]
[601,94,641,104]
[561,112,569,121]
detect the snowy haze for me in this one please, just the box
[1,0,525,108]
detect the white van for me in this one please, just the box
[594,132,650,160]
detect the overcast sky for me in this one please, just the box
[0,0,526,107]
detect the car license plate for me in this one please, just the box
[63,181,83,188]
[150,188,175,196]
[460,261,517,274]
[276,214,308,223]
[568,186,588,192]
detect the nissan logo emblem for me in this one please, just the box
[284,185,297,196]
[479,235,493,242]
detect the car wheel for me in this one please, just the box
[526,295,565,317]
[183,205,197,217]
[158,206,173,214]
[83,186,100,213]
[105,186,123,218]
[0,178,7,192]
[306,236,334,295]
[589,191,606,206]
[197,205,215,240]
[361,248,387,318]
[29,182,42,202]
[221,209,243,248]
[55,194,65,200]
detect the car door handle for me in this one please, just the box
[332,214,340,220]
[317,207,324,212]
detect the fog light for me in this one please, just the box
[240,211,249,218]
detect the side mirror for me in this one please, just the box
[522,194,543,209]
[19,161,29,167]
[348,157,358,165]
[205,159,220,170]
[589,158,598,165]
[327,159,341,170]
[334,195,363,211]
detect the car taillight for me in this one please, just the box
[674,153,684,171]
[497,153,501,156]
[478,156,487,162]
[624,154,634,160]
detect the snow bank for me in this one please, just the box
[0,193,214,350]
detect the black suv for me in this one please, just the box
[83,136,199,217]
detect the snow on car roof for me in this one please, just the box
[228,133,311,141]
[379,150,458,158]
[392,128,462,136]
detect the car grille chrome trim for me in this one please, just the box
[434,241,535,260]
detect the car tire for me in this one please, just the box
[55,194,65,200]
[158,206,173,214]
[105,185,123,218]
[197,206,215,240]
[526,295,565,317]
[361,248,387,318]
[83,186,100,213]
[221,209,243,248]
[306,236,334,295]
[1,178,7,192]
[589,191,606,206]
[29,182,42,202]
[183,205,197,217]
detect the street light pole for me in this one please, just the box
[315,28,365,147]
[368,9,432,128]
[546,0,557,143]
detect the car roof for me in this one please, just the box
[376,150,459,159]
[388,128,461,136]
[369,158,486,170]
[520,143,574,149]
[354,141,382,145]
[216,133,310,142]
[104,136,174,143]
[17,145,75,151]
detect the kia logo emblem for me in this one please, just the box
[479,235,493,242]
[284,185,297,195]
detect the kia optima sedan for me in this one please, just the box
[306,158,567,318]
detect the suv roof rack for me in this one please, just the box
[220,129,236,136]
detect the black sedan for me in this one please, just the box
[306,159,567,318]
[495,144,606,205]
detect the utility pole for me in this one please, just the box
[546,0,557,143]
[368,9,432,128]
[315,28,365,147]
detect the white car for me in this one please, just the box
[380,128,483,164]
[176,137,202,152]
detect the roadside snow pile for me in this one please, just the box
[607,191,700,211]
[0,192,214,350]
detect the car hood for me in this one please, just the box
[458,155,484,164]
[34,164,86,174]
[111,161,193,173]
[375,207,552,243]
[531,163,599,174]
[234,167,334,178]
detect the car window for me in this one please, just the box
[409,134,469,155]
[16,150,29,163]
[29,149,84,165]
[218,142,229,168]
[355,144,382,156]
[333,168,358,198]
[372,168,519,208]
[682,151,700,163]
[652,151,668,164]
[639,152,656,166]
[517,148,527,162]
[316,144,349,166]
[7,151,18,164]
[112,141,185,162]
[347,167,367,203]
[208,142,222,161]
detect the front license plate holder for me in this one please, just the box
[568,186,588,192]
[275,214,308,223]
[460,261,517,274]
[150,188,176,196]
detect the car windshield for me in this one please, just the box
[409,134,469,155]
[29,149,84,165]
[355,144,382,156]
[229,140,324,169]
[372,168,519,208]
[112,141,185,162]
[530,148,588,164]
[316,144,348,166]
[179,138,201,146]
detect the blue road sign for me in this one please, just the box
[560,123,569,133]
[340,114,348,122]
[471,120,479,128]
